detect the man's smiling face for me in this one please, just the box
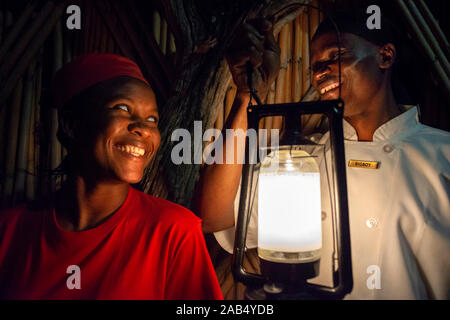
[311,32,385,117]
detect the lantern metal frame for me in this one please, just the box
[231,99,353,299]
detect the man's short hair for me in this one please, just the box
[312,7,400,48]
[312,6,419,104]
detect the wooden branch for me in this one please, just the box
[292,14,302,102]
[264,80,276,136]
[406,0,450,77]
[128,2,172,81]
[138,0,255,203]
[33,49,43,199]
[1,79,23,207]
[115,5,169,96]
[26,51,44,201]
[160,18,168,55]
[62,26,70,158]
[159,0,192,64]
[82,0,92,52]
[309,0,320,40]
[0,1,38,63]
[63,25,73,64]
[0,2,65,109]
[263,31,278,136]
[93,0,134,57]
[263,0,311,35]
[13,59,36,202]
[5,11,13,33]
[0,107,5,196]
[285,21,292,104]
[169,33,176,54]
[275,23,288,103]
[98,15,109,53]
[301,11,310,95]
[108,1,171,102]
[416,0,450,58]
[394,0,450,99]
[90,7,101,52]
[139,0,318,206]
[272,23,289,132]
[26,83,36,201]
[0,2,54,83]
[0,12,3,46]
[50,19,63,192]
[152,10,161,45]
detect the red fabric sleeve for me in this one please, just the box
[164,219,223,300]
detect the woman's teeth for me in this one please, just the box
[116,145,145,157]
[320,82,340,94]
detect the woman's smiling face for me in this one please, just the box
[76,78,161,184]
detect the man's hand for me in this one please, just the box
[226,19,281,100]
[194,19,280,233]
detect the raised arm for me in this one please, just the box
[193,19,280,233]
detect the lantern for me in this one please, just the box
[231,98,353,299]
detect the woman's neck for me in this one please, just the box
[55,176,129,231]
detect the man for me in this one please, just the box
[0,53,223,299]
[195,10,450,299]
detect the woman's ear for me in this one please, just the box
[57,109,78,146]
[378,43,396,70]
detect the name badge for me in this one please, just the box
[348,160,379,169]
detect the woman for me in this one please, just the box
[0,53,223,299]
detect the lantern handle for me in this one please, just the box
[246,62,263,106]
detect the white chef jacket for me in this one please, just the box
[214,107,450,299]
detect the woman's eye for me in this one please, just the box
[114,104,129,112]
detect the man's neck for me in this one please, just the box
[344,86,401,141]
[55,177,129,231]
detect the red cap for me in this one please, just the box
[52,53,149,108]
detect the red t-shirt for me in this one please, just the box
[0,186,223,300]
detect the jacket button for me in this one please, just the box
[366,218,378,229]
[383,144,394,153]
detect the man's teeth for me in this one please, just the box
[320,82,340,94]
[117,145,145,157]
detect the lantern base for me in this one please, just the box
[244,284,320,300]
[243,258,321,299]
[260,258,320,283]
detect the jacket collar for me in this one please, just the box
[342,105,419,141]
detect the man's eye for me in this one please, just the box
[331,50,346,60]
[114,104,129,112]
